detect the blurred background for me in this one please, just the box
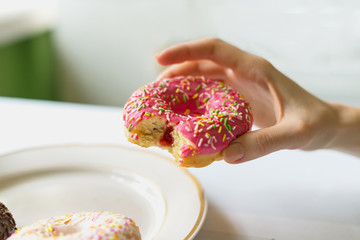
[0,0,359,107]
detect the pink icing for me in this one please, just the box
[123,76,253,158]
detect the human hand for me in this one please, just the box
[155,38,343,163]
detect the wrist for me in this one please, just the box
[327,102,360,156]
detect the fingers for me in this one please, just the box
[223,122,298,164]
[156,60,227,80]
[155,38,249,69]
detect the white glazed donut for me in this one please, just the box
[8,211,141,240]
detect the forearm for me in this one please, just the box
[327,102,360,157]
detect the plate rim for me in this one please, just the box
[0,143,207,240]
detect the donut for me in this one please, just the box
[123,76,253,167]
[8,211,141,240]
[0,202,17,240]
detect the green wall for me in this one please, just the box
[0,31,56,100]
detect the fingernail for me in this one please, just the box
[223,142,245,163]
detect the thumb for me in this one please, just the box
[223,123,295,164]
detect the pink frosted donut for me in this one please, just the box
[8,212,141,240]
[123,76,253,167]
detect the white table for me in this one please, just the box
[1,96,360,240]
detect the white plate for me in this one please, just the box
[0,145,207,239]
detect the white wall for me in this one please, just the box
[54,0,360,106]
[0,0,57,45]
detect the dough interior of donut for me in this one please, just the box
[125,116,217,167]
